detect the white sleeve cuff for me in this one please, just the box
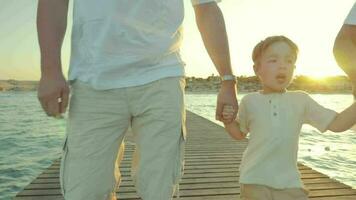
[191,0,221,6]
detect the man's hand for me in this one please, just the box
[352,81,356,98]
[216,81,238,123]
[222,104,235,122]
[37,74,70,118]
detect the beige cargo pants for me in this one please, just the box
[59,77,186,200]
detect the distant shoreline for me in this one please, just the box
[185,91,354,95]
[0,80,38,92]
[0,75,353,94]
[0,90,353,96]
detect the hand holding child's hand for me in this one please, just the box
[222,105,235,121]
[352,83,356,99]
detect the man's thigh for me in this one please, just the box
[129,77,186,199]
[60,81,131,200]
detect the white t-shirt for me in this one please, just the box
[68,0,220,90]
[344,2,356,25]
[237,91,337,189]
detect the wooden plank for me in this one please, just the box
[15,111,356,200]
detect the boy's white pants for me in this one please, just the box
[59,77,186,200]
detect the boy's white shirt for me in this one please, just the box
[237,91,337,189]
[68,0,220,90]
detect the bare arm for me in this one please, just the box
[327,102,356,132]
[222,105,247,140]
[333,24,356,98]
[193,2,238,123]
[224,121,247,140]
[37,0,70,117]
[37,0,69,75]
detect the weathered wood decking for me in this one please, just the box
[15,111,356,199]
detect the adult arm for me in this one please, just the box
[37,0,70,117]
[222,105,247,140]
[193,2,238,123]
[327,102,356,132]
[333,24,356,98]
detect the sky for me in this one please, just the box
[0,0,355,80]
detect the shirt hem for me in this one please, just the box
[68,65,185,90]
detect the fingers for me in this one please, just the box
[217,103,238,123]
[38,95,60,117]
[227,101,239,123]
[46,96,62,117]
[222,103,239,123]
[38,92,52,117]
[215,101,223,121]
[222,113,234,120]
[37,80,70,118]
[50,86,70,118]
[223,105,234,112]
[232,103,239,122]
[38,91,48,115]
[59,85,70,114]
[216,85,239,123]
[222,104,235,121]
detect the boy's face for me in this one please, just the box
[255,41,296,93]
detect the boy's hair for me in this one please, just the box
[252,35,299,73]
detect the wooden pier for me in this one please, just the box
[15,111,356,199]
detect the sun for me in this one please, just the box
[304,72,328,82]
[309,75,327,82]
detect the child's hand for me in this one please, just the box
[222,115,246,140]
[222,104,235,121]
[352,83,356,99]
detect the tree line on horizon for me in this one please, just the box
[0,75,352,92]
[186,75,352,93]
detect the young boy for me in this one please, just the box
[223,36,356,200]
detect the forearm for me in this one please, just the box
[333,25,356,98]
[328,102,356,132]
[194,3,233,76]
[224,121,246,140]
[37,0,69,76]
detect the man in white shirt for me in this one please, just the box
[334,2,356,99]
[37,0,237,200]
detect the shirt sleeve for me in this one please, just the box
[191,0,221,6]
[303,94,337,133]
[237,96,249,134]
[344,3,356,25]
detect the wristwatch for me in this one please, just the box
[220,74,236,82]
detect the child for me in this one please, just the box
[222,35,356,200]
